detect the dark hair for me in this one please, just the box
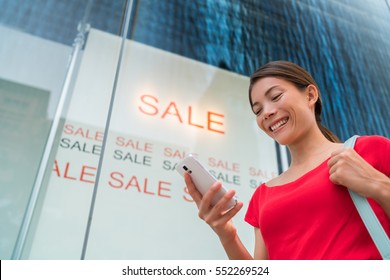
[249,61,340,143]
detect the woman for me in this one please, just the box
[184,60,390,260]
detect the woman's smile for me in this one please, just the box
[269,117,289,132]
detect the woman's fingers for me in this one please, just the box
[183,172,203,206]
[198,181,223,217]
[184,172,242,231]
[201,187,241,223]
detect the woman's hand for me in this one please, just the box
[328,148,389,200]
[184,172,244,244]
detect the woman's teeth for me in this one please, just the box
[270,118,288,132]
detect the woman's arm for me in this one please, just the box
[184,173,254,259]
[328,148,390,219]
[254,228,268,260]
[370,176,390,218]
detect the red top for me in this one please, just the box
[245,136,390,260]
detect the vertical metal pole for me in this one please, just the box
[80,0,134,260]
[274,141,289,174]
[279,144,290,172]
[11,3,92,260]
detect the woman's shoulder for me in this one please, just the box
[354,135,390,172]
[355,134,389,142]
[354,135,390,150]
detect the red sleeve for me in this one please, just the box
[354,135,390,176]
[244,184,264,228]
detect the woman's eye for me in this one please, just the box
[255,108,263,116]
[272,93,282,101]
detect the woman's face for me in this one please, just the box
[250,77,317,145]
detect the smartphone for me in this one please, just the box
[176,154,237,210]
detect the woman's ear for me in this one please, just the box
[306,84,319,107]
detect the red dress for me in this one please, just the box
[245,136,390,259]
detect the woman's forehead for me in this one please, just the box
[252,77,291,94]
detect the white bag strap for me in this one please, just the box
[344,135,390,259]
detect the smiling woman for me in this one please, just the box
[181,60,390,260]
[251,78,320,146]
[249,61,339,144]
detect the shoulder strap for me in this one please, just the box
[344,135,390,260]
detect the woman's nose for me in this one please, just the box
[263,105,276,120]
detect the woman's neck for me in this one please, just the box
[287,129,339,167]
